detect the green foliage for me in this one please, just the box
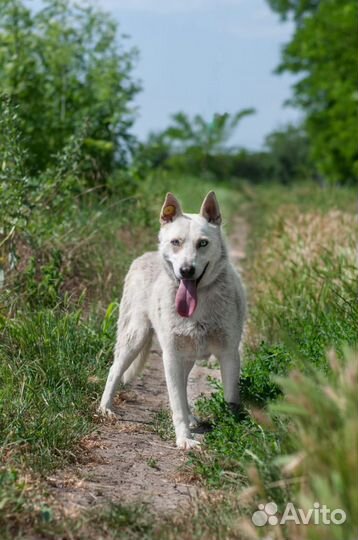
[0,0,139,181]
[0,305,117,470]
[255,252,357,366]
[245,350,358,540]
[247,200,357,366]
[192,380,286,493]
[273,351,358,519]
[267,0,358,183]
[165,110,256,154]
[240,343,293,405]
[0,97,85,295]
[264,123,313,184]
[134,132,172,173]
[138,110,256,178]
[152,409,175,441]
[266,0,321,20]
[138,121,315,184]
[0,97,84,233]
[0,97,32,233]
[21,250,64,309]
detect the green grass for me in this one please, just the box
[152,408,175,442]
[0,304,117,471]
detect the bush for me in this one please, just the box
[0,0,139,181]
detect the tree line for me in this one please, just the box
[0,0,356,187]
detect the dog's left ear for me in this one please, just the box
[200,191,222,225]
[160,192,183,225]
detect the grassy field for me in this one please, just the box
[0,177,357,539]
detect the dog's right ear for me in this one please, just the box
[200,191,222,225]
[160,192,183,225]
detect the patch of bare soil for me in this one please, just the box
[48,216,248,517]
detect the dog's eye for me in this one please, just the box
[198,239,209,248]
[171,239,180,247]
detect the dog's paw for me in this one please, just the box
[176,437,201,450]
[228,402,246,420]
[98,405,115,418]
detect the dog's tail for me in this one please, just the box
[121,332,153,384]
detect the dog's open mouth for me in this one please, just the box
[175,263,209,318]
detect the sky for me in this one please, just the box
[97,0,301,150]
[28,0,301,150]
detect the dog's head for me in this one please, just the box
[158,191,226,318]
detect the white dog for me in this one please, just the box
[100,191,246,449]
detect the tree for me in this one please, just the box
[161,110,255,176]
[266,0,358,183]
[264,123,313,183]
[0,0,140,182]
[165,110,255,154]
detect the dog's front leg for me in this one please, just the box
[162,350,200,450]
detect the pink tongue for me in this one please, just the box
[175,279,197,317]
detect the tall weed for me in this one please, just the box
[240,350,358,540]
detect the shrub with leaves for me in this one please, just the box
[0,0,139,181]
[0,97,85,295]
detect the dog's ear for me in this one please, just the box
[160,192,183,225]
[200,191,221,225]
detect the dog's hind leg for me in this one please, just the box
[122,330,153,384]
[219,348,241,405]
[99,320,152,415]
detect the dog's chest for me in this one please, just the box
[172,317,226,358]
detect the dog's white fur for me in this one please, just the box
[99,192,246,449]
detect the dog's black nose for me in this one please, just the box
[180,265,195,279]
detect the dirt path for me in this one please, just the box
[48,216,248,516]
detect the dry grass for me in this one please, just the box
[246,207,357,344]
[253,208,355,294]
